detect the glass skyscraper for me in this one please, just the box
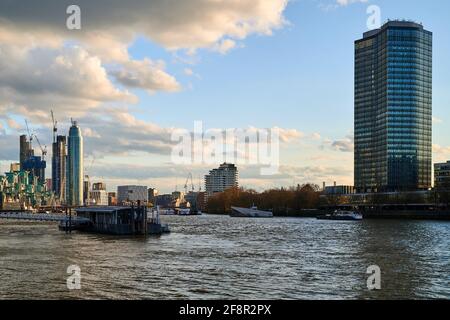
[354,21,432,193]
[66,120,84,206]
[52,135,66,202]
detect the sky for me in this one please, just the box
[0,0,450,193]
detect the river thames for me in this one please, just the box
[0,215,449,299]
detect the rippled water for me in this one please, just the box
[0,215,449,299]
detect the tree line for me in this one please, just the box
[206,184,322,215]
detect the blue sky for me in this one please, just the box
[1,0,450,193]
[128,0,450,141]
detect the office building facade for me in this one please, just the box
[66,121,84,206]
[52,135,66,202]
[355,21,432,193]
[19,135,34,169]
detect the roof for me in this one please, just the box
[75,206,133,213]
[359,20,427,41]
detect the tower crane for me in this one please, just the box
[51,109,57,143]
[25,119,33,147]
[184,173,195,194]
[33,134,47,161]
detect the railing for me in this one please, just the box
[0,212,90,223]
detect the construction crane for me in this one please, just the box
[51,109,57,144]
[33,134,47,161]
[25,119,33,146]
[184,173,195,194]
[198,175,202,192]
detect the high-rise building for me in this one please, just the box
[205,163,238,197]
[354,21,432,193]
[52,135,66,202]
[66,120,84,206]
[19,135,34,168]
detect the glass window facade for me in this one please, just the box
[355,21,432,193]
[66,122,84,206]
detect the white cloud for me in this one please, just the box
[336,0,368,6]
[321,135,354,152]
[433,144,450,163]
[0,45,136,115]
[111,59,181,93]
[213,39,237,54]
[433,116,443,124]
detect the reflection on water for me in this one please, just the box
[0,215,449,299]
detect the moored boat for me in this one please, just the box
[317,210,363,221]
[230,205,273,218]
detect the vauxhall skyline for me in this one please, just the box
[0,1,450,193]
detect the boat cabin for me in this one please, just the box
[75,206,148,235]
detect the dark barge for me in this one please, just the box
[60,206,170,235]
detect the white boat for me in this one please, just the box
[230,205,273,218]
[176,208,191,215]
[155,207,175,215]
[317,210,363,221]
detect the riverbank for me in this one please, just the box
[207,209,450,221]
[275,209,450,221]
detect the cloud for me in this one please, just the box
[213,39,237,54]
[83,162,353,193]
[322,135,354,152]
[0,0,295,191]
[433,144,450,163]
[0,133,18,161]
[184,68,194,76]
[0,0,288,54]
[0,45,136,115]
[111,59,181,93]
[336,0,369,6]
[433,116,443,124]
[274,127,305,143]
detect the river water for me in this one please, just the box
[0,215,449,300]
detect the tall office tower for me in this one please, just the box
[354,21,432,193]
[205,163,238,198]
[66,120,84,206]
[52,135,66,202]
[19,135,34,168]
